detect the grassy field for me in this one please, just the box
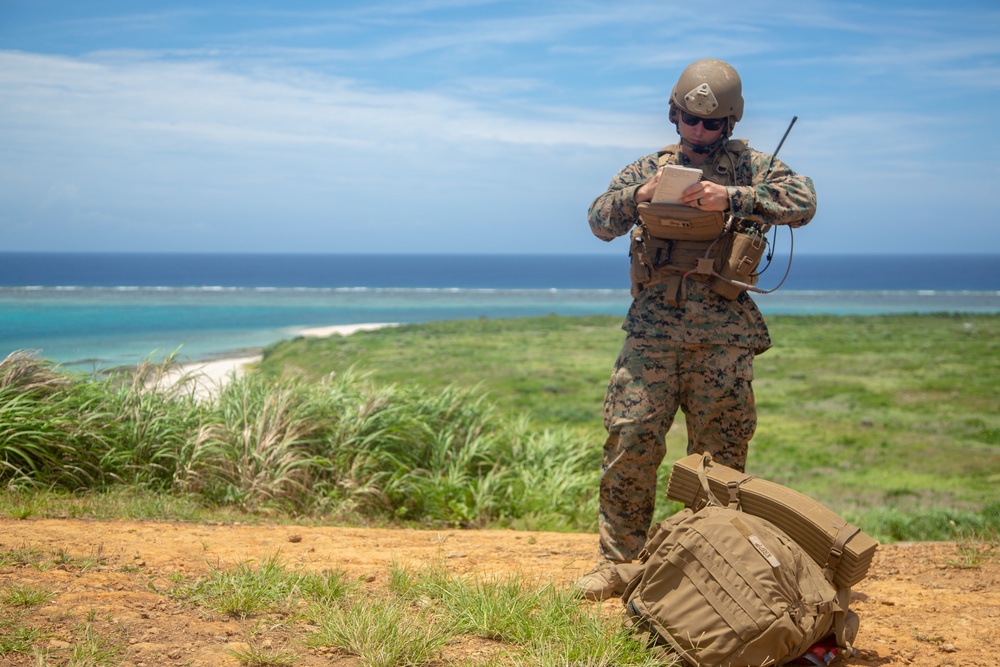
[2,313,998,542]
[259,313,1000,539]
[259,315,622,427]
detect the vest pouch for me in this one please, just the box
[630,227,681,303]
[629,229,652,298]
[637,203,726,241]
[711,231,766,300]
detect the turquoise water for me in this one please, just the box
[4,286,999,369]
[2,252,998,369]
[1,287,632,368]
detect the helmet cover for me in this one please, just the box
[670,58,744,122]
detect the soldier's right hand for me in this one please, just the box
[634,167,664,204]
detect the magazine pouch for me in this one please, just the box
[629,226,679,303]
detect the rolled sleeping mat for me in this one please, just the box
[666,454,879,589]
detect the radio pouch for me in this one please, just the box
[710,231,767,300]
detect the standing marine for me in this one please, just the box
[577,58,817,600]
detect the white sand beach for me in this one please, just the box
[295,322,399,338]
[159,322,398,398]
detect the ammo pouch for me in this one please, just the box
[629,229,676,299]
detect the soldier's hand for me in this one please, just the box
[680,181,728,211]
[634,167,664,204]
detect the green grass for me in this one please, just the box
[0,613,48,656]
[164,552,664,667]
[308,561,666,667]
[258,315,624,427]
[1,539,992,667]
[750,314,1000,518]
[309,597,451,667]
[2,314,999,543]
[0,536,666,667]
[1,582,56,607]
[228,638,299,667]
[171,551,356,618]
[0,582,55,660]
[67,617,130,666]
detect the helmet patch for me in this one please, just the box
[684,83,719,116]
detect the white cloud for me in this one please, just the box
[0,49,659,153]
[1,0,998,254]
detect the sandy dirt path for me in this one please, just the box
[1,519,997,666]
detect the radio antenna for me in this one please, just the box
[763,115,797,181]
[738,115,801,295]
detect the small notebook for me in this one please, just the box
[651,165,703,204]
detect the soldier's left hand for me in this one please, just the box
[679,181,729,211]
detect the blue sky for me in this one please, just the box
[1,1,998,255]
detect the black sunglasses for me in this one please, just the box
[680,110,727,132]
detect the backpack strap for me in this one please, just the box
[825,522,862,582]
[696,453,753,509]
[832,588,860,656]
[825,523,862,657]
[697,454,725,508]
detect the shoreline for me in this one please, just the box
[294,322,399,338]
[160,322,399,397]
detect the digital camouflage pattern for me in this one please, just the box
[588,140,816,242]
[588,139,816,564]
[599,337,755,563]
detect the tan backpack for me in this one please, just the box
[621,455,876,666]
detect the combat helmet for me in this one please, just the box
[669,58,744,130]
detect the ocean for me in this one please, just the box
[2,252,998,369]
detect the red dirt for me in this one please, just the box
[1,519,997,666]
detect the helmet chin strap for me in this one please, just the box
[681,135,727,155]
[669,105,732,155]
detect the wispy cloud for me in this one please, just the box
[0,49,656,150]
[1,0,997,254]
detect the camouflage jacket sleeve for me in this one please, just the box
[727,147,816,228]
[587,153,660,241]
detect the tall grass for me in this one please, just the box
[1,352,74,486]
[0,350,599,530]
[1,351,205,491]
[180,375,321,511]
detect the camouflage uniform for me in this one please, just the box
[588,140,816,563]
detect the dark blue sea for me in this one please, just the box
[2,252,998,369]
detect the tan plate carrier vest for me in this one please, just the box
[630,140,768,304]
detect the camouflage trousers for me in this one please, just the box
[598,333,756,563]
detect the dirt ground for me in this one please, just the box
[1,519,997,667]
